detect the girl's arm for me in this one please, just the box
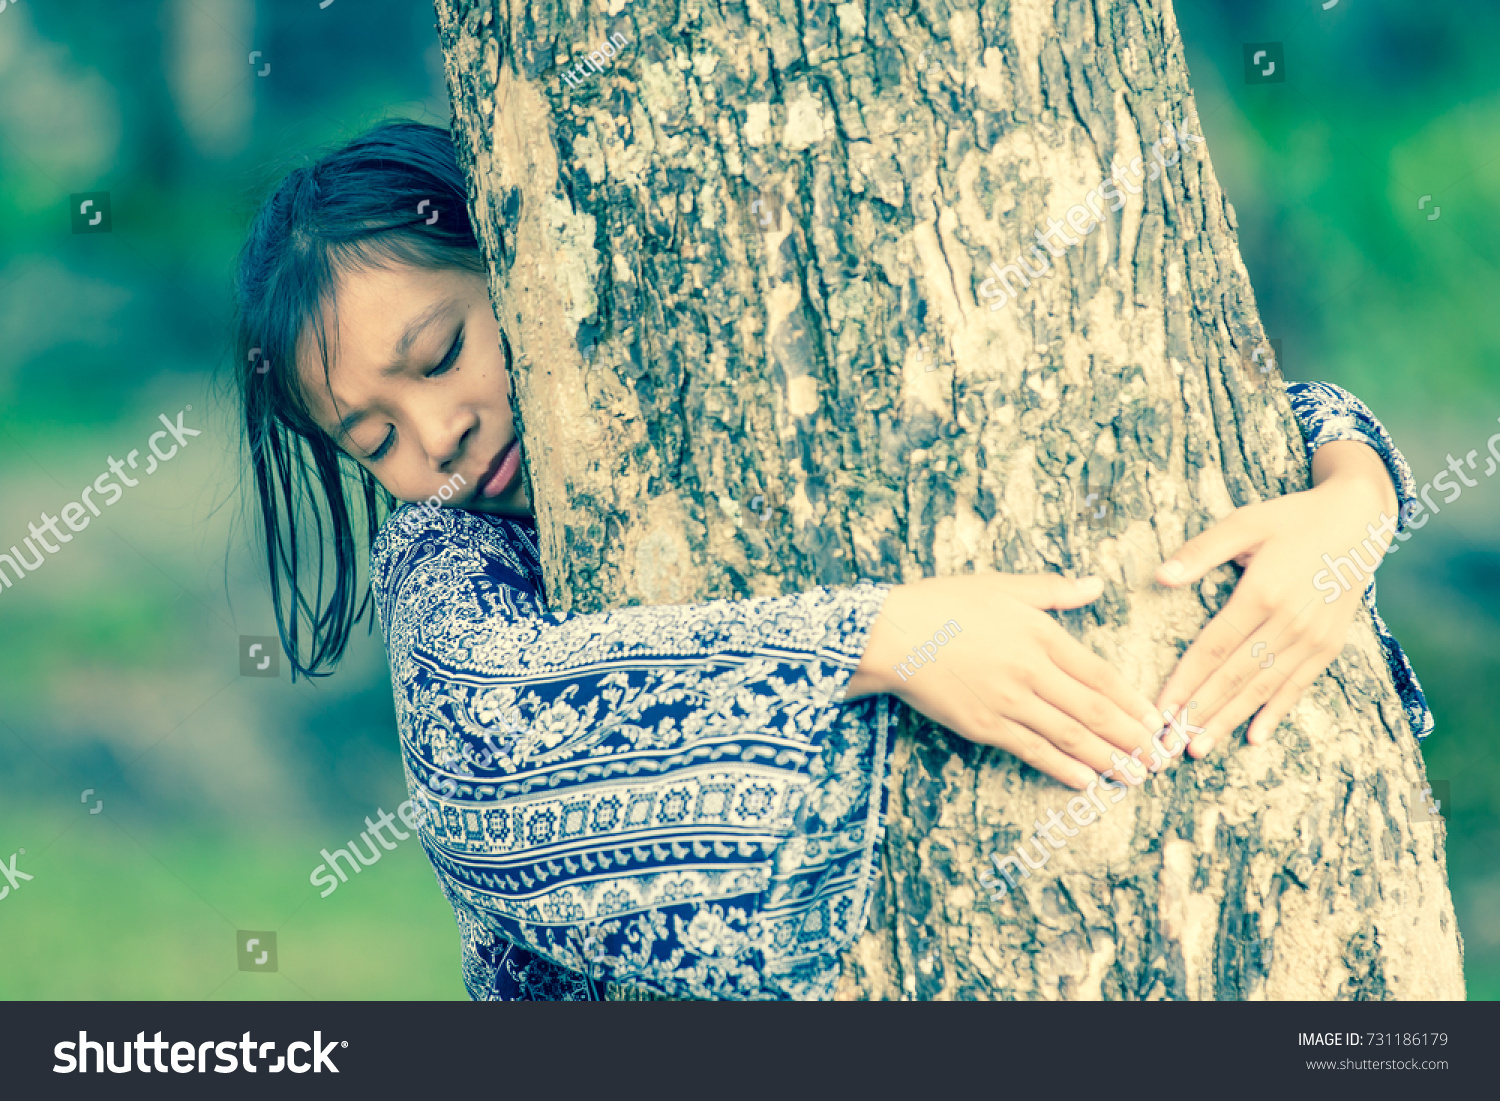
[1153,380,1433,749]
[1290,381,1434,740]
[1310,440,1398,520]
[372,506,897,1000]
[1288,380,1419,536]
[370,506,1159,999]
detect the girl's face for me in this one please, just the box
[297,261,532,518]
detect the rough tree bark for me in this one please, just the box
[433,0,1464,998]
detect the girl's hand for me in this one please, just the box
[1153,448,1399,756]
[849,572,1161,791]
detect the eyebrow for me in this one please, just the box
[330,298,454,442]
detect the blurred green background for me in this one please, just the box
[0,0,1495,1000]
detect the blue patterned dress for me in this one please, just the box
[367,380,1432,1000]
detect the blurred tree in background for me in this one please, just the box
[0,0,1495,999]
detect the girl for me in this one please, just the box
[229,119,1432,1000]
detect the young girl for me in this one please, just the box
[229,119,1432,1000]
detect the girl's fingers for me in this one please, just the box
[1189,639,1318,755]
[1156,507,1262,588]
[967,709,1099,791]
[1187,608,1297,729]
[1186,665,1283,757]
[999,693,1126,778]
[1042,628,1159,738]
[1156,591,1271,716]
[1029,659,1160,760]
[1246,647,1340,744]
[911,666,1096,789]
[989,573,1105,611]
[1193,592,1326,729]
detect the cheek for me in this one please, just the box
[362,456,423,504]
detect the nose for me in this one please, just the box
[414,395,476,473]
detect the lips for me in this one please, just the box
[478,439,522,500]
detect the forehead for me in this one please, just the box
[295,262,466,433]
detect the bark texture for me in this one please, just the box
[434,0,1464,999]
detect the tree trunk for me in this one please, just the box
[434,0,1464,999]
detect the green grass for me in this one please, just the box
[0,805,467,1000]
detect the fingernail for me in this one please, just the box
[1194,736,1216,756]
[1160,560,1185,583]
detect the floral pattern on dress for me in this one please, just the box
[369,379,1432,1000]
[370,507,896,1000]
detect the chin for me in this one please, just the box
[467,492,531,518]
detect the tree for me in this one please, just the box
[432,0,1464,999]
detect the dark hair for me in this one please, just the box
[227,119,488,680]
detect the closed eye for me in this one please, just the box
[365,327,466,463]
[366,428,395,463]
[427,325,465,377]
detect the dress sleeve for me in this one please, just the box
[1285,381,1436,740]
[1286,380,1419,537]
[370,505,898,1000]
